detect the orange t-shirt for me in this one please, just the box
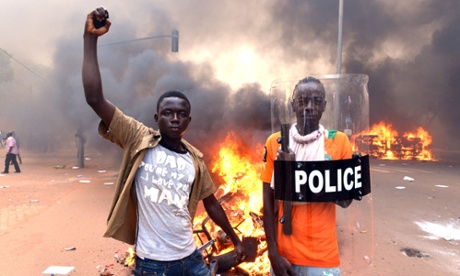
[260,130,352,268]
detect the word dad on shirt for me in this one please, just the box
[138,149,194,208]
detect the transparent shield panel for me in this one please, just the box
[270,74,373,273]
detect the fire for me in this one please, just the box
[194,131,270,275]
[211,132,265,214]
[123,247,136,266]
[115,132,269,274]
[353,121,436,161]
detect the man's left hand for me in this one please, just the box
[234,241,247,263]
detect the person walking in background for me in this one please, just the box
[75,129,86,168]
[2,132,21,174]
[11,131,21,164]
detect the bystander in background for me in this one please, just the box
[2,132,21,174]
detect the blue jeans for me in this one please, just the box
[132,249,211,276]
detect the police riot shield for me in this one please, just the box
[269,74,373,273]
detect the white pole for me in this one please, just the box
[336,0,344,74]
[334,0,344,130]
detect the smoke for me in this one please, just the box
[270,0,460,150]
[340,1,460,149]
[47,11,271,164]
[0,0,459,164]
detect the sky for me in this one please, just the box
[0,0,459,162]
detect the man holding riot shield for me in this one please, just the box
[262,76,357,276]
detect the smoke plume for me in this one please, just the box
[0,0,459,164]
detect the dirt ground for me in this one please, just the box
[0,147,459,275]
[0,148,132,276]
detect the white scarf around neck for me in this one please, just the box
[289,124,327,161]
[270,124,328,189]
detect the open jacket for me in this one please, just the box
[98,108,216,245]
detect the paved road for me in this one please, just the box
[365,158,460,275]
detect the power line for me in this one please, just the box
[0,47,48,82]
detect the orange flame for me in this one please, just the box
[194,131,270,275]
[211,132,265,214]
[115,246,136,268]
[353,121,436,161]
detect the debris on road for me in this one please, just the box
[42,265,75,275]
[415,220,460,241]
[99,267,113,276]
[403,176,414,182]
[363,255,370,263]
[400,247,430,258]
[435,184,449,188]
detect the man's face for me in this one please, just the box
[155,97,191,140]
[291,82,326,130]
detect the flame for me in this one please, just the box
[116,132,269,274]
[194,131,270,275]
[123,247,136,267]
[211,132,265,213]
[353,121,436,161]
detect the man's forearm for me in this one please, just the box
[82,32,115,126]
[82,34,103,104]
[204,195,241,245]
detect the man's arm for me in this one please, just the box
[82,10,115,127]
[202,194,246,263]
[5,139,12,154]
[262,183,296,276]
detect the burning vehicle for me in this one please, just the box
[353,121,435,161]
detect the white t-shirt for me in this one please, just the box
[134,144,197,261]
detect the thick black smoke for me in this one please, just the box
[46,23,272,164]
[268,1,460,151]
[341,1,460,149]
[1,1,459,163]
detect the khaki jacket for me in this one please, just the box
[98,108,216,245]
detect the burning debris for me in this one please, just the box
[114,247,136,267]
[193,208,263,275]
[197,132,270,275]
[353,121,436,161]
[101,247,136,276]
[108,132,269,275]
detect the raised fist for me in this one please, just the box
[85,7,111,36]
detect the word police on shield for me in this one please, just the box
[274,155,371,202]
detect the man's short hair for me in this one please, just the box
[157,91,191,112]
[292,76,326,100]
